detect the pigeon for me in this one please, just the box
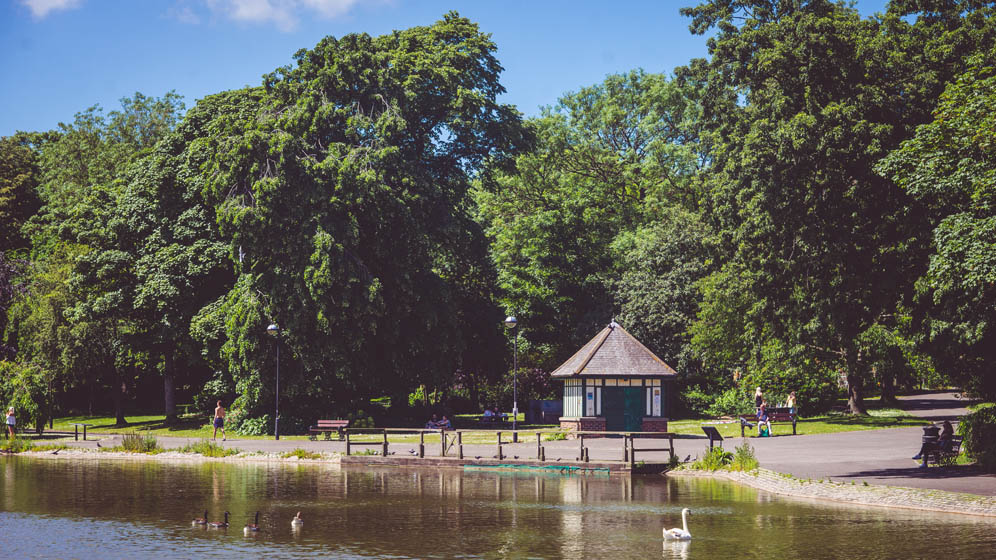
[95,441,101,448]
[475,456,481,459]
[513,456,519,459]
[408,449,416,454]
[51,449,59,455]
[684,455,691,462]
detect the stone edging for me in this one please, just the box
[670,467,996,517]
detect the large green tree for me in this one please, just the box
[197,13,527,422]
[878,49,996,401]
[683,0,995,413]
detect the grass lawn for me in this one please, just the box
[668,406,928,439]
[34,399,928,443]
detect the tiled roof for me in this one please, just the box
[550,321,678,378]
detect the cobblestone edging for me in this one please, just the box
[670,467,996,517]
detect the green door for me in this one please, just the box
[602,387,644,432]
[623,387,644,431]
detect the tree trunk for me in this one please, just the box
[163,353,177,425]
[113,369,127,427]
[879,368,898,405]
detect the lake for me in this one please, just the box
[2,456,993,559]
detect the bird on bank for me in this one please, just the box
[291,512,304,528]
[244,511,260,535]
[209,511,230,528]
[663,508,692,541]
[192,510,208,526]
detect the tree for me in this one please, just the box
[681,0,995,413]
[878,49,996,401]
[197,13,528,423]
[475,70,707,370]
[0,134,42,253]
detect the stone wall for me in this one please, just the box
[559,417,606,432]
[641,417,669,432]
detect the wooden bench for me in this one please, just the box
[928,435,963,466]
[740,411,797,436]
[308,420,350,441]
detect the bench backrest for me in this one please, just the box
[316,420,349,428]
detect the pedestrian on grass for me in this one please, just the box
[5,407,14,438]
[213,400,226,441]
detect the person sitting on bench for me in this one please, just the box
[425,414,440,429]
[438,415,452,430]
[757,400,772,437]
[913,420,954,467]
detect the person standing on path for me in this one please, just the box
[786,391,797,415]
[213,401,226,441]
[6,407,14,438]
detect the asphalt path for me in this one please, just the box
[62,391,995,496]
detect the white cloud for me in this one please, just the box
[20,0,83,19]
[204,0,361,32]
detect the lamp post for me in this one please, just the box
[503,316,519,435]
[267,323,280,440]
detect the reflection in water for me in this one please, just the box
[0,456,994,559]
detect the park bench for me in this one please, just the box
[927,435,963,466]
[740,409,797,437]
[308,419,350,441]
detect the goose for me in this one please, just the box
[208,511,230,528]
[244,511,260,535]
[291,511,304,528]
[191,510,208,526]
[663,508,692,540]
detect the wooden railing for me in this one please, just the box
[343,428,675,465]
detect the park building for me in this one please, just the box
[553,321,676,433]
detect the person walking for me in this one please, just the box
[6,407,15,438]
[213,401,226,441]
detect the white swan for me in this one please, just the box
[663,508,692,540]
[291,511,304,529]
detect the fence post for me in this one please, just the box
[458,431,464,459]
[345,431,351,456]
[441,430,446,457]
[629,435,636,468]
[419,431,425,458]
[622,434,629,462]
[497,431,503,460]
[382,431,388,457]
[536,432,543,461]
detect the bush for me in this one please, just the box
[959,403,996,472]
[120,432,160,453]
[233,413,271,436]
[705,387,754,417]
[730,441,759,472]
[0,435,33,453]
[281,448,323,460]
[693,446,733,471]
[181,439,239,457]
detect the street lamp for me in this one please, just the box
[267,323,280,440]
[503,316,519,435]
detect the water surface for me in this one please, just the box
[1,456,993,559]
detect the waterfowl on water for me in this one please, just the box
[191,510,208,526]
[291,512,303,528]
[244,511,260,535]
[663,508,692,541]
[209,511,230,528]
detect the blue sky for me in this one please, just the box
[1,0,889,136]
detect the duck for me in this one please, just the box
[663,508,692,540]
[208,511,230,528]
[244,511,260,535]
[191,510,208,526]
[291,511,304,528]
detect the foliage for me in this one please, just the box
[0,134,42,252]
[281,448,323,460]
[119,432,160,453]
[879,49,996,402]
[345,410,375,429]
[230,411,271,437]
[957,403,996,472]
[0,435,33,453]
[544,431,568,441]
[180,439,239,457]
[730,440,759,472]
[693,446,733,471]
[0,361,50,433]
[705,387,755,418]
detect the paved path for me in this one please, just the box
[60,391,995,496]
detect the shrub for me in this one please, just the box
[281,448,323,460]
[693,446,733,471]
[730,441,759,472]
[0,435,33,453]
[959,403,996,472]
[346,410,375,429]
[544,431,568,441]
[234,413,271,436]
[120,432,160,453]
[705,387,754,417]
[181,439,240,457]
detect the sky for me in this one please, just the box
[1,0,890,137]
